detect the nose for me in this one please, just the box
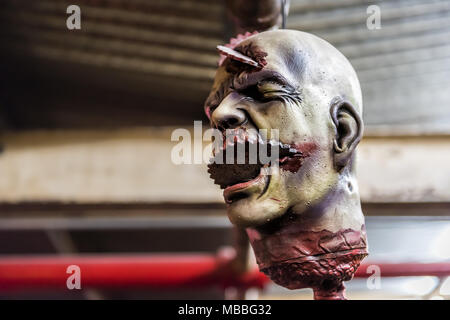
[211,93,247,129]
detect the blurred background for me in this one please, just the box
[0,0,450,300]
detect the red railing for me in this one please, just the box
[0,254,449,292]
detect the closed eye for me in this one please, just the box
[259,81,301,103]
[239,85,266,102]
[239,81,297,103]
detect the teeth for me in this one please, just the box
[208,135,309,188]
[209,129,305,167]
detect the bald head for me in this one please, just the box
[205,30,368,298]
[208,30,362,116]
[205,29,364,225]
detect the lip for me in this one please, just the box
[223,167,270,204]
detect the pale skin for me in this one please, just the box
[205,30,368,299]
[205,30,365,233]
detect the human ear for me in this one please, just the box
[330,97,364,170]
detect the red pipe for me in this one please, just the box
[354,262,450,278]
[0,255,449,292]
[0,254,267,292]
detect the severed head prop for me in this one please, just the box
[205,30,368,300]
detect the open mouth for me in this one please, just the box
[207,129,304,204]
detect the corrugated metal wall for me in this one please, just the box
[1,0,449,130]
[288,0,450,129]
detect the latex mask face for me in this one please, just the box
[205,30,368,299]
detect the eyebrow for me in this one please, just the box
[205,70,297,109]
[232,70,293,91]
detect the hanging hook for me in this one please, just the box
[281,0,287,29]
